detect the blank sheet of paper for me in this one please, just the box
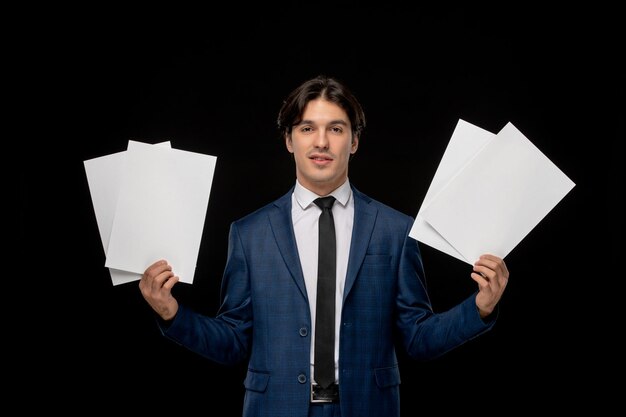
[84,142,171,285]
[420,122,575,264]
[105,141,217,284]
[409,119,495,262]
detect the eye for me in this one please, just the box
[330,126,344,134]
[299,125,314,133]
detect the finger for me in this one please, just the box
[479,254,509,276]
[472,264,506,293]
[470,271,489,287]
[162,274,180,291]
[472,264,493,282]
[142,261,172,286]
[145,259,172,278]
[475,255,498,272]
[476,270,508,298]
[150,268,176,292]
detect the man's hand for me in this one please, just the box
[471,254,509,318]
[139,259,180,321]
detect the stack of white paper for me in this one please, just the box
[84,140,217,285]
[409,119,575,264]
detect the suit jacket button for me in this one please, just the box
[298,374,307,384]
[299,327,308,337]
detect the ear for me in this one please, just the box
[285,133,294,153]
[350,135,359,154]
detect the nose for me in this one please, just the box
[313,130,329,149]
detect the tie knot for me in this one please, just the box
[314,196,336,210]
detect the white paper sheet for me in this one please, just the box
[84,142,171,285]
[409,119,495,262]
[104,140,217,284]
[416,121,575,264]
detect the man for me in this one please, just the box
[139,75,509,417]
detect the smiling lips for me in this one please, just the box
[310,153,333,166]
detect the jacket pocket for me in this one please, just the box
[363,254,391,265]
[244,369,270,393]
[374,365,401,388]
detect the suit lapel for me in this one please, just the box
[344,187,378,301]
[266,185,378,303]
[268,189,308,301]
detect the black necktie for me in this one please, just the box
[313,196,336,389]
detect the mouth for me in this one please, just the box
[309,154,333,166]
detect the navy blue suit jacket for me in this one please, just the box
[163,185,494,417]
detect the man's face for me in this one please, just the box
[285,98,358,196]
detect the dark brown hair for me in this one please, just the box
[277,75,366,140]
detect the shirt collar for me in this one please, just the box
[294,179,351,210]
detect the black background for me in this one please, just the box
[20,4,622,415]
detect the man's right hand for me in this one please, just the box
[139,259,180,321]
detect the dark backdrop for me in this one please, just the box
[21,5,622,415]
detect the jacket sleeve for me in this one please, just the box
[159,221,253,366]
[396,222,496,360]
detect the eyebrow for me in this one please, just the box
[296,119,349,126]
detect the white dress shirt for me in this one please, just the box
[291,179,354,384]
